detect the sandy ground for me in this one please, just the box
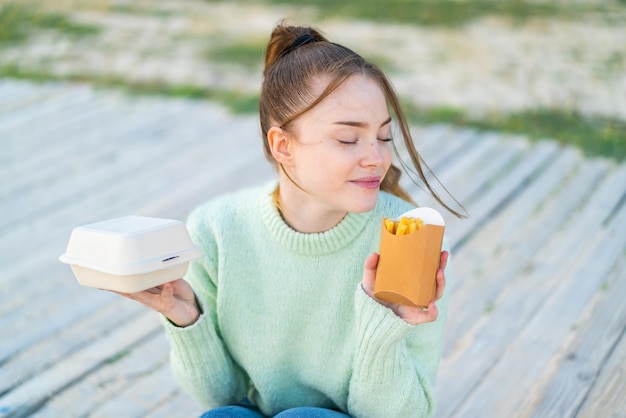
[2,0,625,119]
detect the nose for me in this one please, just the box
[362,141,386,167]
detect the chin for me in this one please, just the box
[347,195,379,213]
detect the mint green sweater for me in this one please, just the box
[162,182,452,417]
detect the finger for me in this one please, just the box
[361,253,379,295]
[423,301,439,322]
[440,250,449,272]
[406,301,439,325]
[434,267,446,301]
[145,285,163,295]
[434,251,449,301]
[155,282,176,312]
[105,285,160,299]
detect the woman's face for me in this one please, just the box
[284,75,393,216]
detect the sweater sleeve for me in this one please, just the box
[160,210,249,409]
[347,243,453,418]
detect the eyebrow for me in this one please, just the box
[333,116,392,128]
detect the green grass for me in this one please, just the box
[4,62,623,160]
[109,4,176,18]
[402,101,626,161]
[0,2,100,45]
[0,64,260,114]
[1,0,624,160]
[204,39,395,72]
[242,0,618,27]
[105,350,130,365]
[206,40,266,68]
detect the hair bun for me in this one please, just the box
[280,33,317,58]
[264,22,326,74]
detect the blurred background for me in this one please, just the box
[1,1,626,417]
[1,0,625,159]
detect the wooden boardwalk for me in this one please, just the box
[1,80,624,418]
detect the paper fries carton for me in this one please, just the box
[374,207,445,308]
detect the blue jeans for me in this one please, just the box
[200,402,350,417]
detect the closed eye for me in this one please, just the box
[337,138,391,145]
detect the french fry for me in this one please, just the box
[383,216,424,235]
[384,218,396,234]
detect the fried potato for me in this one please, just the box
[383,216,423,235]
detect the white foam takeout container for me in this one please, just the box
[59,215,201,293]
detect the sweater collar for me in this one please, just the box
[259,182,376,256]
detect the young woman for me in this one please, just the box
[119,22,463,418]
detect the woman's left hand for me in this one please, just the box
[361,251,448,325]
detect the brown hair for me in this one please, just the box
[260,22,465,218]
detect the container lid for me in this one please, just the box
[59,215,202,275]
[395,207,445,226]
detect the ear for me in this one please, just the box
[267,127,294,166]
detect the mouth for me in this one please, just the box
[350,176,382,190]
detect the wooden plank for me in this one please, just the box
[144,390,204,418]
[0,144,264,305]
[434,160,618,417]
[0,288,113,364]
[403,131,528,224]
[402,128,478,205]
[138,151,274,220]
[0,103,205,230]
[400,124,453,166]
[29,330,170,417]
[442,148,589,350]
[0,297,144,396]
[407,124,472,173]
[0,112,257,256]
[574,330,626,418]
[433,136,528,208]
[0,147,264,361]
[409,132,529,212]
[0,98,185,199]
[0,89,99,148]
[0,255,72,316]
[449,144,581,275]
[3,80,625,418]
[0,107,229,243]
[425,130,498,182]
[0,87,95,140]
[0,143,271,339]
[439,159,621,416]
[0,123,260,265]
[89,365,179,418]
[0,118,266,371]
[0,311,161,418]
[529,254,626,417]
[0,81,62,113]
[446,140,561,251]
[0,148,267,333]
[1,95,223,183]
[447,183,626,417]
[456,146,582,262]
[407,134,530,234]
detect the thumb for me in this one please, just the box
[362,252,379,296]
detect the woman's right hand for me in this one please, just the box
[111,278,200,327]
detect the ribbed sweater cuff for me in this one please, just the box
[352,285,415,382]
[161,301,222,374]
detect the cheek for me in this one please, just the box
[382,146,393,170]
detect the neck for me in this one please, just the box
[275,179,347,233]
